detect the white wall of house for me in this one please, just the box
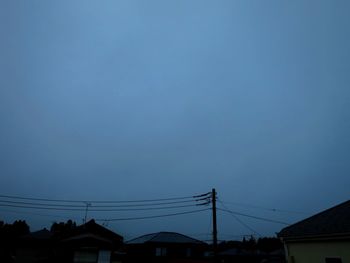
[285,240,350,263]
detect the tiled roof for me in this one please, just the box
[278,200,350,239]
[61,233,113,244]
[76,219,123,241]
[127,232,205,244]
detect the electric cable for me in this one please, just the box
[0,208,80,221]
[0,203,207,212]
[0,199,204,208]
[220,200,308,215]
[218,199,261,236]
[217,207,290,225]
[96,208,210,221]
[0,193,203,204]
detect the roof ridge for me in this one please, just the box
[162,231,203,241]
[287,200,350,227]
[149,232,163,242]
[127,232,158,243]
[279,199,350,238]
[127,231,205,244]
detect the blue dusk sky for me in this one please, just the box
[1,0,350,241]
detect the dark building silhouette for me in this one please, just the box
[14,219,123,263]
[124,231,209,263]
[278,200,350,263]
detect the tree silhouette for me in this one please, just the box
[0,220,30,238]
[50,219,77,236]
[0,220,30,262]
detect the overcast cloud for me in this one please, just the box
[1,0,350,240]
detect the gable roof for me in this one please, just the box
[61,233,113,244]
[127,232,205,245]
[55,219,123,243]
[73,219,123,242]
[278,200,350,239]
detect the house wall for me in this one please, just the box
[285,240,350,263]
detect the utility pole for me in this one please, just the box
[84,202,91,223]
[212,188,218,261]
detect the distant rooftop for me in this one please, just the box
[75,219,123,241]
[127,232,205,245]
[278,200,350,239]
[22,228,53,240]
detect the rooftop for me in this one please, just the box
[127,232,205,245]
[278,200,350,239]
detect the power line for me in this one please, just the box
[0,199,204,208]
[0,200,86,208]
[0,193,202,204]
[220,200,308,215]
[217,208,290,226]
[193,192,211,198]
[1,192,212,237]
[90,204,203,212]
[0,208,80,221]
[0,203,88,211]
[96,208,210,221]
[0,203,208,212]
[0,192,210,213]
[218,199,261,236]
[0,192,290,225]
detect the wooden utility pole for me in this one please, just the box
[212,188,218,260]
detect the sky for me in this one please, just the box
[1,0,350,241]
